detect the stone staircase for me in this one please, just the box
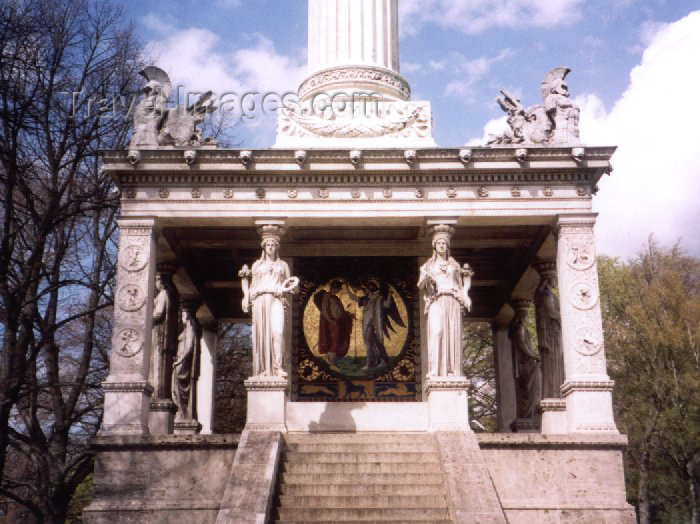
[272,432,452,523]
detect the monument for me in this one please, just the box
[84,1,636,522]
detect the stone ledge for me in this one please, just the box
[86,500,221,511]
[500,502,636,511]
[91,433,240,450]
[477,433,628,450]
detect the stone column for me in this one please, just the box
[492,320,516,433]
[303,0,409,101]
[556,214,617,433]
[197,323,218,435]
[308,0,399,73]
[100,218,157,435]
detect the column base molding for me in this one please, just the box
[245,377,288,431]
[539,398,567,434]
[561,380,618,433]
[99,381,153,436]
[149,399,176,436]
[510,418,540,433]
[174,418,202,435]
[425,377,471,432]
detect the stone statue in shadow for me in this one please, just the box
[173,304,201,421]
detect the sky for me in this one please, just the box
[123,0,700,260]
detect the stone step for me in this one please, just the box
[275,521,452,524]
[280,472,446,485]
[283,451,440,463]
[280,483,446,496]
[285,433,434,444]
[285,442,437,453]
[275,507,451,521]
[277,494,448,509]
[282,461,443,474]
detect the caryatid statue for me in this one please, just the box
[150,265,179,400]
[172,302,201,421]
[509,300,542,420]
[239,225,299,377]
[417,224,474,378]
[534,261,565,399]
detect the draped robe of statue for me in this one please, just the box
[173,311,201,420]
[419,256,469,377]
[249,257,292,376]
[534,276,564,398]
[150,275,179,399]
[509,311,541,419]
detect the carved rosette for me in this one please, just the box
[109,219,157,378]
[557,217,608,379]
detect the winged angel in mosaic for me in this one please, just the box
[346,280,406,371]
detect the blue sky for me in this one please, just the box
[122,1,700,259]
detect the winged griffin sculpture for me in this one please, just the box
[129,66,217,149]
[488,67,581,146]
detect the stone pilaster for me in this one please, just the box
[492,321,516,433]
[197,324,218,435]
[556,214,617,433]
[100,218,158,435]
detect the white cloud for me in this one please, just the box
[465,11,700,259]
[400,0,583,35]
[145,27,306,146]
[443,49,513,100]
[465,116,508,145]
[580,11,700,258]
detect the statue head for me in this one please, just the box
[330,280,343,293]
[430,224,454,259]
[261,237,280,259]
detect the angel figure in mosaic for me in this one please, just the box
[346,280,405,371]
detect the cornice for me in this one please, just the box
[115,170,598,188]
[102,146,615,166]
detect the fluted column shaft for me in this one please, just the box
[308,0,399,74]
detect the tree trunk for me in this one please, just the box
[688,460,699,524]
[638,448,651,524]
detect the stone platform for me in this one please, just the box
[84,432,635,523]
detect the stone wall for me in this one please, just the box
[478,434,636,523]
[84,435,238,524]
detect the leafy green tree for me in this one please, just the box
[600,241,700,524]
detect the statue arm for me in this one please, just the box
[417,263,434,290]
